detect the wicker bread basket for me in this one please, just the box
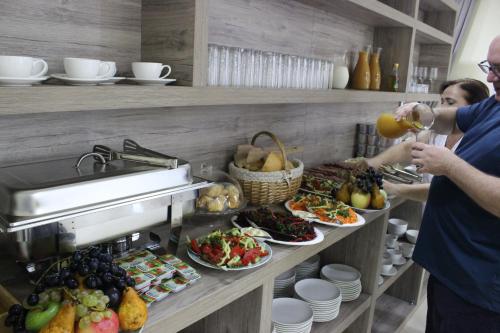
[229,131,303,205]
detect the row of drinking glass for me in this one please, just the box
[208,44,335,89]
[408,66,439,93]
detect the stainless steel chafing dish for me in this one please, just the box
[0,141,210,264]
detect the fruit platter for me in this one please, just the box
[285,193,366,227]
[187,228,272,271]
[3,247,201,333]
[334,167,390,212]
[232,208,324,246]
[3,247,148,333]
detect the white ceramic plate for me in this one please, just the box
[230,216,324,246]
[0,76,48,86]
[125,77,176,85]
[98,77,126,85]
[51,73,120,85]
[350,200,391,213]
[187,240,272,271]
[380,266,397,277]
[321,264,362,282]
[272,298,314,325]
[285,200,366,228]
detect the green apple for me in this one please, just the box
[351,191,371,209]
[380,189,388,201]
[25,301,61,331]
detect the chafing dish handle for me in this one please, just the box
[75,152,107,168]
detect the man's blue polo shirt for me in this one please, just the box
[413,96,500,313]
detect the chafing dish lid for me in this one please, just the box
[0,157,192,217]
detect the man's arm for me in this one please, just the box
[395,103,458,135]
[383,181,430,202]
[411,143,500,217]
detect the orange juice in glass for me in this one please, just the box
[376,104,435,139]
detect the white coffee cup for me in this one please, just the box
[98,61,117,78]
[400,242,415,258]
[64,58,114,79]
[387,249,403,263]
[381,258,393,274]
[385,234,398,248]
[0,55,48,78]
[132,62,172,79]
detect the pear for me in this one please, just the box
[370,184,385,209]
[39,302,76,333]
[118,287,148,331]
[335,182,351,204]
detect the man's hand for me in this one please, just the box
[394,102,420,121]
[411,142,458,175]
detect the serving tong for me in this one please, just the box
[380,164,423,184]
[123,139,178,169]
[92,144,177,168]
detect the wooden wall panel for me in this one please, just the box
[0,102,396,173]
[207,0,374,60]
[142,0,196,86]
[0,0,141,75]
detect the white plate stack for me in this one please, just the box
[274,268,296,298]
[294,279,342,322]
[272,298,313,333]
[320,264,362,302]
[295,255,320,281]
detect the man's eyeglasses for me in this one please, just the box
[478,60,500,77]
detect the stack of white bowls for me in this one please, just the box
[295,255,320,281]
[274,268,296,298]
[294,279,342,322]
[272,298,313,333]
[320,264,362,302]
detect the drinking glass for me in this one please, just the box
[263,52,279,88]
[276,53,284,88]
[242,49,255,87]
[253,50,263,87]
[429,67,439,92]
[208,44,219,86]
[230,47,244,87]
[290,56,301,89]
[282,54,293,89]
[218,46,230,86]
[301,57,310,89]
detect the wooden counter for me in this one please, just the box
[0,197,424,333]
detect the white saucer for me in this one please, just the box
[51,74,121,85]
[125,77,176,85]
[98,77,126,85]
[392,257,407,266]
[380,266,397,277]
[0,76,49,87]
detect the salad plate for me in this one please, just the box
[187,240,272,271]
[230,215,324,246]
[284,200,366,228]
[187,228,272,271]
[0,76,48,86]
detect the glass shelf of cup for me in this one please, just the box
[207,44,353,91]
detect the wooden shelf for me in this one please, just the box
[419,0,458,12]
[376,259,414,297]
[311,293,371,333]
[415,21,454,45]
[371,294,417,333]
[0,86,440,115]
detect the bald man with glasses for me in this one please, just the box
[395,35,500,332]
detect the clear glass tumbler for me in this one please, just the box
[218,46,230,87]
[230,47,244,87]
[242,49,255,88]
[208,44,219,86]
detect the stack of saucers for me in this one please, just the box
[272,298,313,333]
[295,255,320,281]
[320,264,362,302]
[294,279,342,322]
[274,268,296,298]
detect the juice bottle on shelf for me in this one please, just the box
[352,45,371,90]
[376,103,435,138]
[388,63,400,92]
[369,47,382,91]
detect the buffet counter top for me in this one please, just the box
[0,197,406,333]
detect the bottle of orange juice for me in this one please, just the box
[352,45,371,90]
[376,104,435,138]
